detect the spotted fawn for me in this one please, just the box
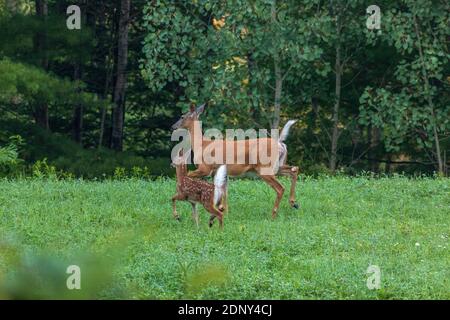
[171,154,227,228]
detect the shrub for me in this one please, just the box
[0,135,25,177]
[0,119,174,179]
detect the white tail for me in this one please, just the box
[213,165,227,206]
[279,120,297,143]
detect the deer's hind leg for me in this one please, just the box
[278,165,299,209]
[190,202,199,227]
[257,174,285,219]
[205,204,224,229]
[218,187,228,214]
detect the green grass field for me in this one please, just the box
[0,176,448,299]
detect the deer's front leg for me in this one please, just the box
[172,194,184,221]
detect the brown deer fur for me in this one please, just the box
[172,104,299,219]
[172,156,226,228]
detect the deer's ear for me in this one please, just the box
[196,103,205,115]
[189,103,196,113]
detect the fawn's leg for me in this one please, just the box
[190,202,199,228]
[278,165,299,209]
[171,194,185,221]
[205,204,223,229]
[257,174,285,219]
[208,215,216,228]
[217,192,227,213]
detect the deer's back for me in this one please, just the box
[198,138,279,176]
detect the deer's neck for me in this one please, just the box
[188,120,204,163]
[175,165,185,186]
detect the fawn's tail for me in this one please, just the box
[279,120,297,143]
[213,165,227,206]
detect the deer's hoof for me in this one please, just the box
[292,203,299,210]
[175,216,181,222]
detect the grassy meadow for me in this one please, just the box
[0,176,448,299]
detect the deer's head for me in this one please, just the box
[171,149,190,178]
[171,150,189,167]
[171,103,205,130]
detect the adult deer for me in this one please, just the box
[171,104,299,219]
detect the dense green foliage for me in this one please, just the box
[0,0,448,177]
[360,1,450,174]
[0,119,172,178]
[141,0,450,175]
[0,177,448,299]
[0,58,105,115]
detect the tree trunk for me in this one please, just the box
[431,112,444,175]
[35,0,48,68]
[72,103,83,144]
[34,0,50,130]
[72,64,83,144]
[271,1,282,129]
[98,107,107,148]
[385,153,392,174]
[330,34,342,172]
[97,5,114,149]
[370,127,380,172]
[33,106,49,129]
[99,54,114,148]
[110,0,130,151]
[413,15,444,175]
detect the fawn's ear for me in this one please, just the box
[196,103,205,115]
